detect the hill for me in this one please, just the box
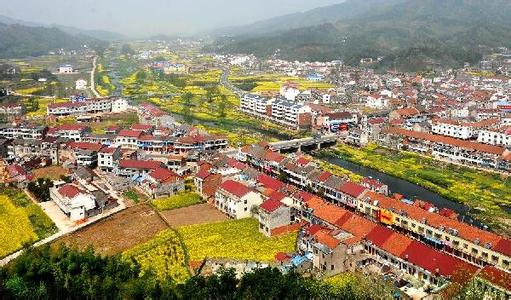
[0,14,123,41]
[211,0,511,71]
[0,23,106,58]
[215,0,406,36]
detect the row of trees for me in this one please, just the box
[0,245,401,300]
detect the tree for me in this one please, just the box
[217,94,227,120]
[181,92,194,123]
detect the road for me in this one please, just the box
[90,56,101,98]
[220,68,244,96]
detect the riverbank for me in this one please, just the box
[321,143,511,236]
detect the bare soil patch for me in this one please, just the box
[160,203,228,227]
[55,204,168,255]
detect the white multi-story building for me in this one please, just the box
[240,94,273,117]
[215,180,263,219]
[50,183,96,221]
[48,124,91,141]
[478,127,511,146]
[270,99,312,128]
[57,64,74,74]
[280,83,300,101]
[432,118,499,140]
[0,124,47,140]
[115,130,142,149]
[47,98,128,116]
[98,146,121,172]
[111,98,129,113]
[75,79,87,90]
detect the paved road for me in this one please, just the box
[90,56,101,98]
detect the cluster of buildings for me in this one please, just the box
[150,61,188,75]
[191,142,510,298]
[47,97,129,116]
[0,94,229,222]
[239,63,511,172]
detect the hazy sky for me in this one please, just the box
[0,0,344,37]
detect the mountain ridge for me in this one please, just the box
[209,0,511,71]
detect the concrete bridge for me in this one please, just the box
[269,134,339,152]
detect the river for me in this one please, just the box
[319,154,487,229]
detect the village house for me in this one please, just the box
[50,183,96,221]
[75,79,87,90]
[140,167,184,198]
[258,194,292,237]
[214,180,263,219]
[98,146,121,172]
[116,159,164,179]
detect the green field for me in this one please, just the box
[178,218,296,262]
[328,143,511,235]
[152,192,203,211]
[0,188,57,257]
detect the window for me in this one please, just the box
[331,265,335,271]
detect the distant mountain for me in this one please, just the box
[215,0,406,36]
[0,23,106,58]
[0,14,123,41]
[211,0,511,71]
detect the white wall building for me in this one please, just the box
[50,183,96,221]
[75,79,87,90]
[57,65,74,74]
[215,180,263,219]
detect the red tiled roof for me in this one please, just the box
[318,171,332,182]
[304,224,324,236]
[293,190,317,203]
[55,124,90,131]
[337,214,376,239]
[131,124,154,131]
[378,234,412,259]
[219,180,251,198]
[314,229,340,249]
[385,127,505,156]
[119,159,162,170]
[196,164,212,180]
[268,190,286,202]
[296,156,311,166]
[275,252,291,262]
[400,241,478,278]
[58,184,81,198]
[149,168,180,184]
[99,147,118,154]
[264,151,285,163]
[478,266,511,290]
[227,158,248,170]
[68,142,103,152]
[365,225,394,247]
[257,174,284,191]
[339,182,367,198]
[260,199,283,213]
[493,239,511,257]
[117,130,143,138]
[313,202,349,226]
[365,191,505,255]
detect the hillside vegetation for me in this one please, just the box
[211,0,511,71]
